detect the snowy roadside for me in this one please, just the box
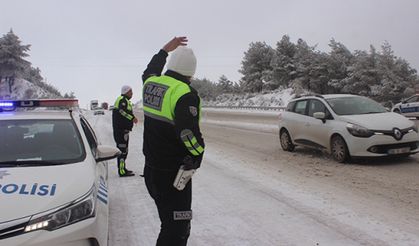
[86,110,419,246]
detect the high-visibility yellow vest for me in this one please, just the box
[143,75,193,124]
[114,95,134,121]
[143,75,204,157]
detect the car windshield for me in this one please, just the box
[0,119,85,166]
[326,96,387,115]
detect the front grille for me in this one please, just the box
[374,127,415,141]
[368,141,419,154]
[0,217,30,240]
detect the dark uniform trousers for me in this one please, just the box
[144,165,192,246]
[113,129,129,173]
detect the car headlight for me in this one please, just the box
[24,187,96,233]
[346,123,374,138]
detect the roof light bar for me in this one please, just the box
[38,99,78,107]
[0,99,78,110]
[0,102,14,107]
[0,101,16,111]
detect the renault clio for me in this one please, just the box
[279,94,419,162]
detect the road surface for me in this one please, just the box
[88,109,419,246]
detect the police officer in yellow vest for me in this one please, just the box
[142,37,204,246]
[112,85,138,177]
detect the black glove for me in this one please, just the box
[182,155,202,170]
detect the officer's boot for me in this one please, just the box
[118,159,134,177]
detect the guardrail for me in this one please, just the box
[203,105,286,111]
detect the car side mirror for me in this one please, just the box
[95,145,121,162]
[313,112,327,123]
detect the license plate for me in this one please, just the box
[388,147,410,154]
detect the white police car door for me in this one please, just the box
[400,95,419,118]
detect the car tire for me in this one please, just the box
[393,108,401,114]
[280,129,295,152]
[331,135,350,163]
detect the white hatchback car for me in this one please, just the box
[391,94,419,119]
[0,99,119,246]
[278,94,419,162]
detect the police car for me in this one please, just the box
[392,94,419,119]
[0,99,120,246]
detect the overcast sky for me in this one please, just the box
[1,0,419,107]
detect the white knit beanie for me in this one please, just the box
[166,46,197,77]
[121,85,132,95]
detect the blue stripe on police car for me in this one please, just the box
[97,176,108,204]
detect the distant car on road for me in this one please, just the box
[94,108,105,115]
[392,94,419,119]
[278,94,419,162]
[0,99,120,245]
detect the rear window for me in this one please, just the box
[0,119,85,166]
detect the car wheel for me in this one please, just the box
[393,108,401,114]
[280,129,295,152]
[331,135,349,163]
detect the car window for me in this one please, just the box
[405,96,418,103]
[80,117,98,155]
[0,119,85,166]
[326,96,387,115]
[286,101,296,112]
[293,100,308,115]
[308,99,327,117]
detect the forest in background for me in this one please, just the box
[193,35,419,106]
[2,30,417,104]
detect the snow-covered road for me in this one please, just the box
[87,110,419,246]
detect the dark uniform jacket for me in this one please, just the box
[142,49,205,171]
[112,95,135,132]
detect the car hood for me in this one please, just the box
[340,112,414,130]
[0,162,94,223]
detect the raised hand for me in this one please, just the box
[162,36,188,53]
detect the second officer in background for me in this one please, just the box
[112,85,138,177]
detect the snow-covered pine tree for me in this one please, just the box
[239,42,274,93]
[24,67,44,86]
[292,39,318,92]
[326,39,353,93]
[375,41,418,102]
[271,35,296,89]
[0,29,31,78]
[191,78,220,101]
[217,75,234,93]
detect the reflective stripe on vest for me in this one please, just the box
[143,75,191,124]
[114,96,134,121]
[180,129,204,156]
